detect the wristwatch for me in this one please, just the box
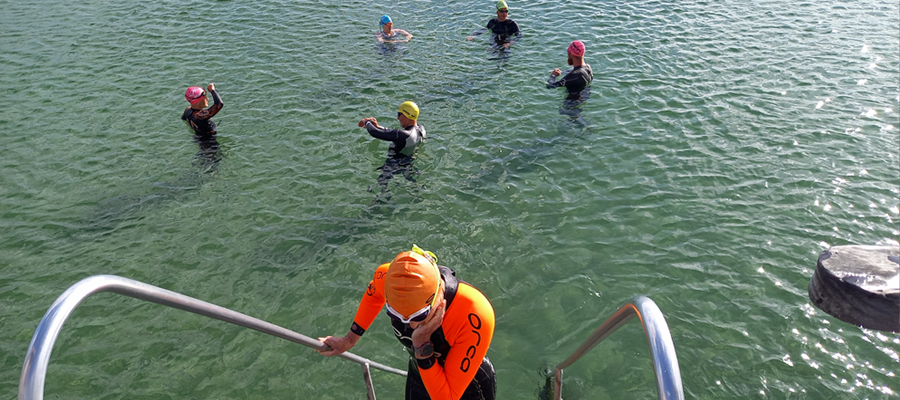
[414,341,434,359]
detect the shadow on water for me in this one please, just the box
[249,199,427,278]
[250,167,425,276]
[478,31,516,64]
[252,213,384,279]
[81,137,222,237]
[193,135,221,174]
[557,107,593,132]
[555,75,595,129]
[486,45,513,64]
[368,156,424,206]
[451,96,595,192]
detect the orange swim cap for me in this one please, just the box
[384,250,441,318]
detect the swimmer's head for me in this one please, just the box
[185,86,205,105]
[398,101,419,120]
[567,40,585,57]
[380,15,393,27]
[384,246,441,321]
[496,0,509,11]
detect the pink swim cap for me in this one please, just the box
[567,40,585,57]
[185,86,205,104]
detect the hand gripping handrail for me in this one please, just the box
[553,296,683,400]
[19,274,406,400]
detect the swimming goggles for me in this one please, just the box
[410,244,437,265]
[386,298,435,324]
[385,244,440,323]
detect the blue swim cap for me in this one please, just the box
[380,15,392,26]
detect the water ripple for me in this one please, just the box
[1,0,898,398]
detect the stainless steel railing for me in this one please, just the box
[18,274,406,400]
[552,296,683,400]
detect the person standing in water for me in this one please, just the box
[358,101,426,196]
[466,1,521,49]
[547,40,593,118]
[318,246,497,400]
[182,83,223,137]
[376,15,413,44]
[182,83,224,170]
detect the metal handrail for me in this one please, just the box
[553,296,683,400]
[19,274,406,400]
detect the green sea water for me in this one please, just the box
[1,0,898,398]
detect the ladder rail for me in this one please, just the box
[19,274,406,400]
[553,296,683,400]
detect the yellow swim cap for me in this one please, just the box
[398,101,419,120]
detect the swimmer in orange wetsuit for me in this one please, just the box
[319,245,496,400]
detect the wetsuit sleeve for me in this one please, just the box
[546,71,569,89]
[418,283,495,400]
[192,89,224,120]
[350,263,391,335]
[510,21,522,44]
[472,19,494,37]
[397,29,412,39]
[365,121,406,142]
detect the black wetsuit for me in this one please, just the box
[365,121,426,159]
[181,89,223,137]
[471,18,521,46]
[365,121,427,193]
[547,64,593,101]
[181,89,223,170]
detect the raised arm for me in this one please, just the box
[194,83,223,120]
[365,120,403,142]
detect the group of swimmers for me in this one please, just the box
[177,3,595,398]
[362,0,593,198]
[181,0,592,174]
